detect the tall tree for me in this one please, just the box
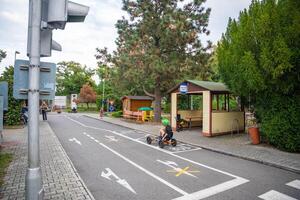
[97,0,211,121]
[79,84,97,108]
[217,0,300,152]
[56,61,95,95]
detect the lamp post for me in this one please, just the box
[14,51,20,63]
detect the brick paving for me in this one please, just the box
[0,121,94,200]
[85,113,300,174]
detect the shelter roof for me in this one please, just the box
[167,80,230,93]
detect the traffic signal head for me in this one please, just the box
[47,0,89,29]
[27,0,89,57]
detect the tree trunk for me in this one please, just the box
[154,80,162,122]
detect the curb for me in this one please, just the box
[83,114,300,174]
[46,122,96,200]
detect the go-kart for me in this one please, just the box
[146,134,177,148]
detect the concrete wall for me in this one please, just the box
[211,111,244,134]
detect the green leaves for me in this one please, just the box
[56,61,95,95]
[0,49,6,63]
[217,0,300,152]
[0,66,22,126]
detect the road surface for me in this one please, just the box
[48,114,300,200]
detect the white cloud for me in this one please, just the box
[0,11,24,24]
[0,0,252,77]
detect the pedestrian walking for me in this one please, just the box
[41,101,48,120]
[99,107,104,119]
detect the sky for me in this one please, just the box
[0,0,252,81]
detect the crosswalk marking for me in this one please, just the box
[286,180,300,190]
[258,190,297,200]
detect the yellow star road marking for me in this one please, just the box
[167,166,200,177]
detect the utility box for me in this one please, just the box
[13,59,56,100]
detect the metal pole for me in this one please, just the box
[102,67,105,110]
[26,0,43,199]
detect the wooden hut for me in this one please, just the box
[122,96,154,120]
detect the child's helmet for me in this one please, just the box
[162,118,170,126]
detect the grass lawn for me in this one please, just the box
[0,153,13,186]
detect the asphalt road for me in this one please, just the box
[48,113,300,200]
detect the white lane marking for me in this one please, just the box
[135,134,150,141]
[68,137,82,145]
[101,168,136,194]
[174,178,249,200]
[83,132,87,135]
[172,148,202,154]
[90,136,95,140]
[67,116,248,178]
[286,180,300,190]
[66,116,249,198]
[258,190,297,200]
[105,135,118,142]
[95,139,99,143]
[157,160,197,178]
[97,141,188,196]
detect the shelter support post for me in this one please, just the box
[171,93,177,129]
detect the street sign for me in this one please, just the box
[0,96,3,132]
[0,82,8,111]
[179,83,188,94]
[13,59,56,100]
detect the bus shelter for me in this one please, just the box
[168,80,245,137]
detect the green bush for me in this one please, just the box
[0,66,22,126]
[257,95,300,152]
[111,111,123,118]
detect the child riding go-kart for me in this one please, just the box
[146,118,177,148]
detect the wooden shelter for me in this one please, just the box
[122,96,154,121]
[168,80,245,136]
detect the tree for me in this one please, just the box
[0,49,6,63]
[0,66,22,125]
[56,61,95,95]
[79,84,97,108]
[96,0,211,121]
[217,0,300,152]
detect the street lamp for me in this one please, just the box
[14,51,20,63]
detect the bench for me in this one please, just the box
[178,110,203,128]
[123,110,143,121]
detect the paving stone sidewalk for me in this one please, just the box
[0,121,95,200]
[85,113,300,174]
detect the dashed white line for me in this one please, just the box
[258,190,297,200]
[66,116,249,199]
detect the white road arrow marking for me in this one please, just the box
[101,168,136,194]
[68,137,82,145]
[105,135,118,142]
[157,160,197,178]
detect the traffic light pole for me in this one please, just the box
[26,0,43,199]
